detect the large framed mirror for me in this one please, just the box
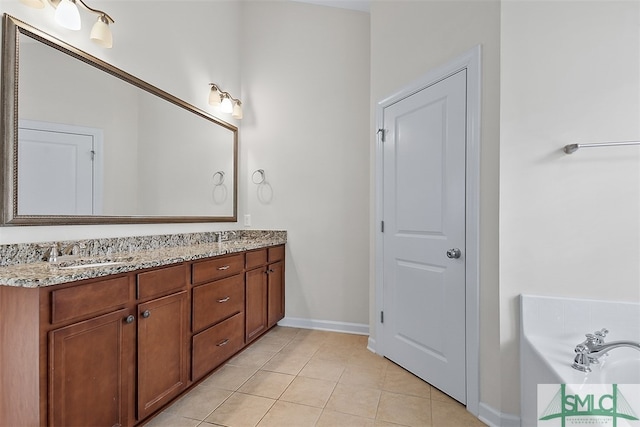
[1,14,238,225]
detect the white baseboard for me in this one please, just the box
[478,402,521,427]
[277,316,369,336]
[367,336,377,353]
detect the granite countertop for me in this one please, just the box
[0,235,286,288]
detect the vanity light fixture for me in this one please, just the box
[19,0,115,48]
[209,83,243,119]
[20,0,46,9]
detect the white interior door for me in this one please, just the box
[382,69,467,403]
[18,123,101,215]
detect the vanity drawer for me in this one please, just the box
[192,312,244,381]
[192,253,244,284]
[246,249,267,269]
[137,264,188,300]
[51,276,133,324]
[268,245,285,263]
[192,274,244,333]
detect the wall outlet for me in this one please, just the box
[244,214,251,227]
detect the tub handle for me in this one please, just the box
[594,328,609,339]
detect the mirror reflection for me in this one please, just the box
[2,15,238,224]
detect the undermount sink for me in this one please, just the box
[56,256,134,270]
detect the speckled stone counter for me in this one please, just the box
[0,230,286,288]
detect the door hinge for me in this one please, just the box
[377,128,386,142]
[381,221,384,233]
[90,150,96,161]
[380,311,384,324]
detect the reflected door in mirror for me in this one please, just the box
[18,122,103,215]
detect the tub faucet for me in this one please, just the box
[572,331,640,372]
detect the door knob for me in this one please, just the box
[446,248,462,259]
[142,310,150,318]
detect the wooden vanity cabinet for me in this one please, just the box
[267,246,285,328]
[245,249,268,343]
[191,253,245,382]
[0,244,284,427]
[45,275,137,427]
[245,245,286,342]
[136,265,189,421]
[46,263,190,427]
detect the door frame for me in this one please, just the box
[374,45,481,415]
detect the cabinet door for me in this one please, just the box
[245,267,267,343]
[267,260,285,327]
[137,291,188,420]
[49,308,135,427]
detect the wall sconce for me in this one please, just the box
[209,83,243,120]
[19,0,115,48]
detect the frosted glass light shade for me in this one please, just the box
[55,0,81,30]
[220,96,233,114]
[208,86,221,106]
[232,102,243,120]
[90,16,113,48]
[19,0,46,9]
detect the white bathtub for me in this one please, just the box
[520,294,640,427]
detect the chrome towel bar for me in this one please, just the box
[563,140,640,154]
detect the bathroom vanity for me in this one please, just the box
[0,233,285,427]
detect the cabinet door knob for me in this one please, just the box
[125,315,135,324]
[142,310,151,318]
[217,296,230,303]
[217,339,229,347]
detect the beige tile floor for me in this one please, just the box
[145,327,487,427]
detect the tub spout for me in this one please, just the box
[572,334,640,372]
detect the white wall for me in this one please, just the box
[239,1,371,325]
[369,0,502,414]
[500,0,640,415]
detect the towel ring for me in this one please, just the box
[212,171,225,186]
[252,169,265,185]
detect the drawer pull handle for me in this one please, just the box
[217,296,230,303]
[217,265,230,271]
[125,315,135,324]
[142,310,151,318]
[217,339,229,347]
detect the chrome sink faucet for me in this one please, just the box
[43,243,60,263]
[43,242,86,263]
[572,328,640,372]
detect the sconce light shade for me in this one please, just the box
[90,15,113,48]
[55,0,82,30]
[232,102,243,120]
[220,96,234,114]
[20,0,115,47]
[209,85,222,107]
[19,0,46,9]
[209,83,242,119]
